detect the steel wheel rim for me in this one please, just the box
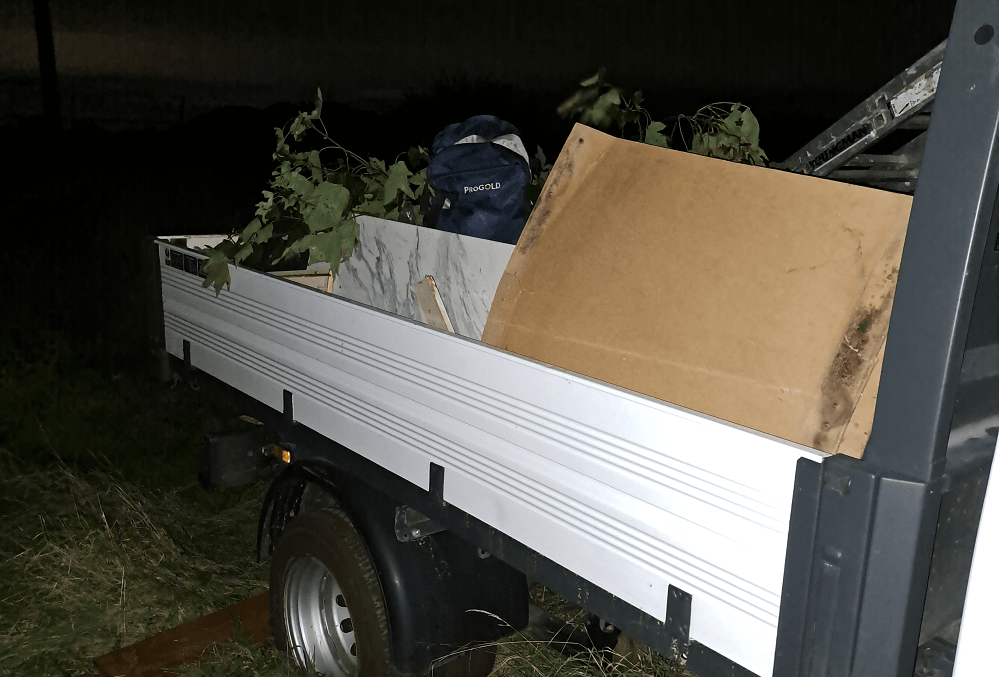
[284,555,359,677]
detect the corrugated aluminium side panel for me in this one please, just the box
[159,243,825,677]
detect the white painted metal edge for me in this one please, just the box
[157,240,825,676]
[950,436,998,677]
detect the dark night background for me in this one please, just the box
[1,0,957,375]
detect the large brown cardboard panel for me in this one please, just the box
[483,125,911,454]
[838,341,886,459]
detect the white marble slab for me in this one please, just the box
[333,216,514,341]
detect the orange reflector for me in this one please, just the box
[269,444,291,463]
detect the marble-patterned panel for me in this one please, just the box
[333,216,514,341]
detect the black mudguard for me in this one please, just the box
[259,458,528,675]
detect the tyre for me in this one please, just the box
[270,506,498,677]
[270,507,395,677]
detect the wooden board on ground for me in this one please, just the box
[93,593,270,677]
[482,124,912,456]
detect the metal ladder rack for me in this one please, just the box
[781,41,945,193]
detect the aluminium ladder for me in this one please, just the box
[781,41,945,193]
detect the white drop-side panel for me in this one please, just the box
[158,242,825,677]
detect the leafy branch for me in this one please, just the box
[201,89,432,295]
[556,71,768,166]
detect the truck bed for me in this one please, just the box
[157,227,825,677]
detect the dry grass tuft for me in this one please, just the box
[0,447,268,676]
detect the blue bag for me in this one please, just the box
[425,115,532,245]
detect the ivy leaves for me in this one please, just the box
[556,73,768,165]
[644,121,671,148]
[689,103,768,166]
[201,89,432,296]
[557,71,647,138]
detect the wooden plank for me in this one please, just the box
[271,267,333,292]
[93,593,270,677]
[412,275,455,333]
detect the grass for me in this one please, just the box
[491,594,693,677]
[0,333,274,676]
[494,637,689,677]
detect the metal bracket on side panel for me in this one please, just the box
[664,585,760,677]
[283,389,294,425]
[429,463,446,507]
[663,585,691,663]
[688,642,760,677]
[394,505,446,542]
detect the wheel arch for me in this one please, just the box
[259,457,526,675]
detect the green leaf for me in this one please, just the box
[313,88,324,118]
[644,121,670,148]
[314,182,350,217]
[534,145,547,167]
[254,192,275,219]
[282,171,314,198]
[241,218,262,242]
[409,170,427,199]
[341,218,360,260]
[302,219,359,267]
[616,106,639,129]
[200,250,232,296]
[306,230,347,266]
[233,242,254,266]
[740,108,761,144]
[278,233,317,261]
[256,222,274,242]
[274,129,289,155]
[214,239,242,259]
[581,89,622,128]
[289,113,311,141]
[308,150,322,182]
[408,146,430,167]
[720,109,739,133]
[361,175,383,197]
[354,198,386,217]
[691,133,706,155]
[383,161,415,203]
[579,73,601,87]
[303,182,351,232]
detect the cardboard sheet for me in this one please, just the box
[482,125,912,455]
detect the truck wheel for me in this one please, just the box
[270,507,394,677]
[270,506,499,677]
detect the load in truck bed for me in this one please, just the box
[157,123,914,677]
[482,124,913,459]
